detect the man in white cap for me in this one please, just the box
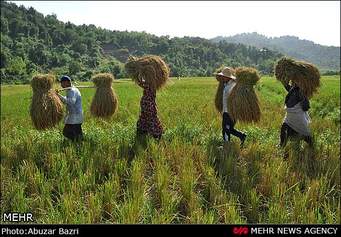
[216,67,246,146]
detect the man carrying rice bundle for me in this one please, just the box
[275,57,321,148]
[56,75,84,142]
[215,67,247,146]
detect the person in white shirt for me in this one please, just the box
[56,75,84,142]
[216,67,246,146]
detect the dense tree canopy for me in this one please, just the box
[1,1,283,84]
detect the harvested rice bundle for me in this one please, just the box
[274,57,320,98]
[125,55,170,90]
[227,67,261,123]
[90,73,118,118]
[30,74,63,130]
[215,81,225,113]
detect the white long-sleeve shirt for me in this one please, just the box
[222,80,236,113]
[58,87,83,124]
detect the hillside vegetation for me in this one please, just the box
[1,1,283,84]
[212,33,340,72]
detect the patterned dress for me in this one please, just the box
[136,81,163,139]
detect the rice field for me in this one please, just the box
[0,76,340,224]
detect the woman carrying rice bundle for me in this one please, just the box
[279,81,313,147]
[125,55,170,140]
[275,57,321,148]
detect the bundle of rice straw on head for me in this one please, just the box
[124,55,170,90]
[227,67,261,123]
[275,57,321,98]
[30,74,63,130]
[90,73,118,118]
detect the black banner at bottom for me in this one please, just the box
[0,224,339,236]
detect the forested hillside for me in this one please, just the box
[1,1,283,84]
[212,32,340,72]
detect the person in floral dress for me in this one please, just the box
[124,55,169,159]
[136,79,163,139]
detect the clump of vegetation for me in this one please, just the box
[1,1,285,84]
[30,74,63,130]
[125,55,170,91]
[228,67,261,123]
[90,73,118,118]
[1,76,339,224]
[275,57,321,98]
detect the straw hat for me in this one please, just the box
[214,67,236,80]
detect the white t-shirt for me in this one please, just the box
[222,80,236,113]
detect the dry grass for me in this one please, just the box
[214,81,225,113]
[274,57,321,98]
[1,76,339,224]
[125,55,170,91]
[90,73,118,118]
[30,74,63,130]
[227,67,261,123]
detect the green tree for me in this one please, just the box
[1,17,9,34]
[6,56,26,75]
[68,60,82,75]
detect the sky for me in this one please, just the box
[11,1,341,47]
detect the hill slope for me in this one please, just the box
[211,32,340,72]
[0,1,282,84]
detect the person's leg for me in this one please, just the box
[285,125,312,147]
[153,133,162,140]
[135,128,148,150]
[63,124,74,141]
[304,135,313,147]
[64,124,84,142]
[280,123,289,147]
[226,113,246,145]
[221,113,226,141]
[150,118,163,141]
[231,128,247,146]
[279,123,291,159]
[71,124,83,153]
[222,112,231,142]
[286,125,299,138]
[74,124,83,142]
[80,124,84,140]
[69,124,79,142]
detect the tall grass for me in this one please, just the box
[0,76,340,223]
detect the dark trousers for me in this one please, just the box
[222,112,245,142]
[280,122,313,147]
[136,128,162,140]
[63,124,83,142]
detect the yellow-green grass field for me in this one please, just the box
[1,76,340,223]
